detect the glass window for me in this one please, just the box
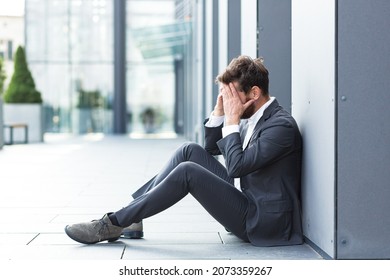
[25,0,192,136]
[26,0,114,134]
[126,0,190,136]
[70,0,113,62]
[127,62,174,134]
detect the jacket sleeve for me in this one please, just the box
[203,118,223,155]
[217,120,296,178]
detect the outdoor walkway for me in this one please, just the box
[0,134,322,260]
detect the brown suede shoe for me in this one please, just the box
[121,221,144,239]
[64,213,123,244]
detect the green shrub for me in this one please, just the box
[77,88,103,109]
[0,57,6,95]
[3,46,42,103]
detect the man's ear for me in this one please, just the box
[250,86,262,100]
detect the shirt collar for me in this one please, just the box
[247,96,275,126]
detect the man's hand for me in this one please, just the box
[222,83,254,126]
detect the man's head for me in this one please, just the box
[216,55,269,97]
[216,55,270,119]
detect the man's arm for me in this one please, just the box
[218,117,296,178]
[204,92,225,155]
[204,119,223,155]
[204,83,253,155]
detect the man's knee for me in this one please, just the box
[175,161,199,174]
[180,141,202,151]
[179,142,204,157]
[174,162,205,193]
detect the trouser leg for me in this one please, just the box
[114,161,249,242]
[131,142,233,198]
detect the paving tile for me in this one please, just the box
[122,244,231,260]
[122,243,322,260]
[0,244,125,260]
[120,232,222,245]
[50,214,103,224]
[0,234,38,245]
[0,194,73,208]
[146,213,216,223]
[219,243,323,260]
[28,233,89,245]
[65,195,131,209]
[0,223,65,234]
[30,232,222,246]
[1,213,57,224]
[220,232,248,244]
[145,221,225,233]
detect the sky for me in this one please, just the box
[0,0,25,16]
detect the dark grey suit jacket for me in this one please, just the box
[204,99,303,246]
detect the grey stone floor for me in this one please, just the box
[0,134,322,260]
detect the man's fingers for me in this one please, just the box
[222,83,241,99]
[243,99,255,110]
[229,83,238,95]
[221,84,228,97]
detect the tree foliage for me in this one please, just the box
[3,46,42,103]
[0,57,6,96]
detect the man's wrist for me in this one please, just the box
[225,116,240,126]
[205,113,224,127]
[213,109,224,117]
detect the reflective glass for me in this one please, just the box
[25,0,192,135]
[25,0,114,133]
[126,62,174,134]
[126,0,191,136]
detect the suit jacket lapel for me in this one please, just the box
[245,99,280,148]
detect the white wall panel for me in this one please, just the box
[218,0,228,72]
[292,0,336,258]
[205,0,214,113]
[241,0,257,58]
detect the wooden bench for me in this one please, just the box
[3,123,29,145]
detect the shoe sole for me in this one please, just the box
[121,231,144,239]
[64,226,119,244]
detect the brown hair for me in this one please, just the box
[216,55,269,95]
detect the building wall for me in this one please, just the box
[241,0,257,58]
[291,0,336,258]
[0,15,24,88]
[291,0,390,259]
[336,0,390,259]
[0,16,24,149]
[258,0,292,113]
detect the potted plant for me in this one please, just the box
[3,46,44,143]
[74,87,104,133]
[0,57,6,148]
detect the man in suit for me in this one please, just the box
[65,55,303,246]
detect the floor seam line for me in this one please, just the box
[26,233,40,245]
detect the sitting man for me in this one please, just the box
[65,55,303,247]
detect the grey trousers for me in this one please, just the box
[114,142,249,242]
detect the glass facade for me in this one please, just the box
[25,0,193,135]
[126,0,189,135]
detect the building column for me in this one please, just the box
[113,0,127,134]
[227,0,241,61]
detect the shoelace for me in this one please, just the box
[94,218,111,241]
